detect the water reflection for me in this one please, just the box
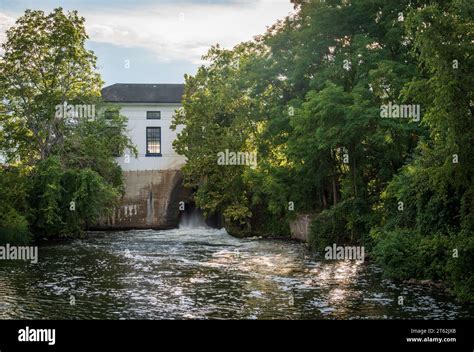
[0,228,471,319]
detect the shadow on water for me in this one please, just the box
[0,228,472,319]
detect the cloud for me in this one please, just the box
[0,1,293,63]
[0,12,15,54]
[83,0,293,63]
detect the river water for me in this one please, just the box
[0,227,472,319]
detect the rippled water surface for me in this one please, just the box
[0,228,472,319]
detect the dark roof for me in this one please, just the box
[101,83,184,103]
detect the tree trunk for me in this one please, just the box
[351,146,358,197]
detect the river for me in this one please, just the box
[0,227,472,319]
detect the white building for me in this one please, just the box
[102,83,186,171]
[99,83,189,229]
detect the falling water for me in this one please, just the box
[179,206,208,228]
[146,191,154,225]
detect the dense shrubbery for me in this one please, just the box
[0,108,131,243]
[0,168,31,245]
[27,156,121,239]
[0,207,31,246]
[373,230,474,301]
[309,199,375,255]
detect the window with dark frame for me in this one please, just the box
[146,127,161,156]
[146,111,161,119]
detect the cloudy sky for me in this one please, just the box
[0,0,294,86]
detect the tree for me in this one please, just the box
[172,44,264,236]
[0,7,102,164]
[172,0,472,301]
[0,8,134,241]
[373,0,474,301]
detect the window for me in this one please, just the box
[146,127,161,156]
[147,111,161,119]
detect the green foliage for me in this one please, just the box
[0,7,103,163]
[372,229,423,280]
[172,43,290,237]
[309,204,349,255]
[172,0,472,301]
[28,156,65,236]
[309,198,374,254]
[27,157,120,239]
[0,8,134,242]
[373,0,474,302]
[373,229,474,301]
[61,105,134,190]
[0,207,31,246]
[0,167,31,244]
[447,231,474,301]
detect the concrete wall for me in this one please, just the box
[97,170,191,230]
[289,214,315,242]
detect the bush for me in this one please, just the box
[372,228,474,302]
[309,205,348,254]
[0,207,31,245]
[309,199,373,254]
[28,157,120,239]
[372,229,422,279]
[0,167,31,245]
[447,232,474,302]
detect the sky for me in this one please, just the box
[0,0,294,86]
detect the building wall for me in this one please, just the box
[94,103,190,230]
[115,103,186,171]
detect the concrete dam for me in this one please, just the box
[99,170,191,230]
